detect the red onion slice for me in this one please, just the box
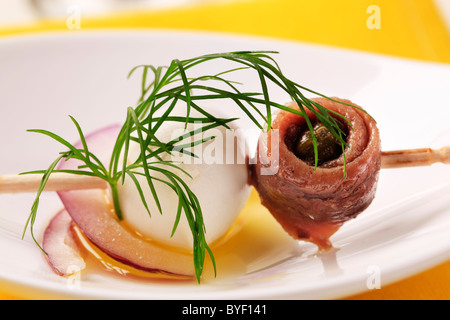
[54,124,195,277]
[43,209,86,276]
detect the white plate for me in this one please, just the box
[0,30,450,300]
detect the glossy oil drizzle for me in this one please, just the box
[71,189,300,283]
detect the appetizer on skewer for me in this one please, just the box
[2,51,447,283]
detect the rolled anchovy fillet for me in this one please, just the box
[248,97,381,250]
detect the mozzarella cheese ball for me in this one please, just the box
[117,117,251,251]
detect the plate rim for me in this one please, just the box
[0,29,449,300]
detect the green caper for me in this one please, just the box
[295,121,346,166]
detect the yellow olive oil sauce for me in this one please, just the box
[71,189,300,284]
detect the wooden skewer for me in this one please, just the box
[1,146,449,194]
[381,146,450,169]
[0,173,107,194]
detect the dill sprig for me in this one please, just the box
[22,51,353,283]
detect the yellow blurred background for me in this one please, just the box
[0,0,449,62]
[0,0,449,300]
